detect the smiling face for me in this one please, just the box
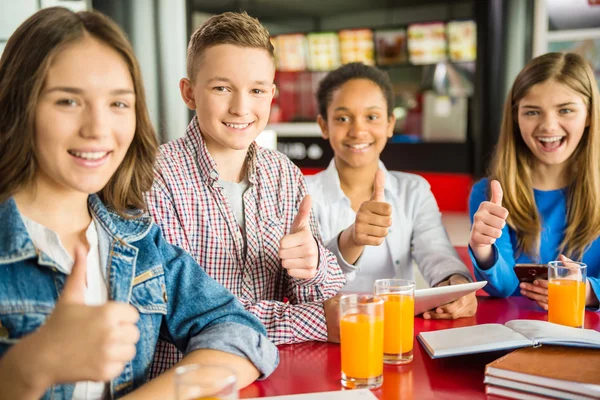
[33,35,136,197]
[181,44,275,158]
[517,79,590,171]
[318,78,395,170]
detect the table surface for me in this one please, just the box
[240,296,600,400]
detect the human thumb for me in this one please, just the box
[370,169,385,202]
[490,179,503,206]
[60,246,88,304]
[291,195,312,233]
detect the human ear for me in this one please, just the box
[387,114,396,138]
[179,78,196,111]
[317,114,329,140]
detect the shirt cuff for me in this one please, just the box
[327,232,361,272]
[186,322,280,380]
[587,277,600,312]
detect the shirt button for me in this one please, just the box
[209,171,218,179]
[395,260,400,265]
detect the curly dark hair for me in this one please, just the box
[316,62,394,118]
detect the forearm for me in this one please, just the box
[122,349,259,400]
[241,298,328,344]
[338,226,364,265]
[586,279,599,307]
[0,336,51,400]
[470,244,495,269]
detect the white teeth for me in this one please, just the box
[348,143,371,149]
[69,151,108,160]
[225,122,250,129]
[538,136,563,143]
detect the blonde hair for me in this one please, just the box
[490,52,600,259]
[186,11,274,81]
[0,7,158,217]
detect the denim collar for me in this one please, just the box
[0,194,152,265]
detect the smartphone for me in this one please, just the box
[513,263,548,283]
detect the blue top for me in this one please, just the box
[0,195,279,400]
[469,178,600,308]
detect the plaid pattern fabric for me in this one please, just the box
[146,117,345,377]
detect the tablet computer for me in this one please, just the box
[414,281,487,315]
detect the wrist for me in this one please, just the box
[339,228,364,265]
[0,332,53,397]
[586,281,599,307]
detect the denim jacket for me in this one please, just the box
[0,195,279,400]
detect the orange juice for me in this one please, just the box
[381,294,414,355]
[340,313,384,379]
[548,279,586,328]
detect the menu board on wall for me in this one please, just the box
[338,29,375,65]
[447,20,477,62]
[407,22,447,65]
[374,28,408,66]
[307,32,341,71]
[273,34,308,72]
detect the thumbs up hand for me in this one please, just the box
[32,246,140,386]
[349,169,392,247]
[469,180,509,267]
[337,169,392,265]
[279,195,319,279]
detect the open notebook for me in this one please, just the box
[418,319,600,358]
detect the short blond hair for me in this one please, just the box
[186,11,274,81]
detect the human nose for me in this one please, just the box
[349,118,369,137]
[80,104,110,139]
[539,113,559,133]
[229,92,250,116]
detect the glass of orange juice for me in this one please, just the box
[374,279,415,364]
[174,364,238,400]
[339,294,384,389]
[548,260,587,328]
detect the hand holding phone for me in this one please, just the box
[513,263,548,283]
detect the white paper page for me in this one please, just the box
[418,323,533,358]
[246,389,378,400]
[506,320,600,348]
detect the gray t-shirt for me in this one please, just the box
[217,177,251,238]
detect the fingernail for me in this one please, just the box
[520,290,526,295]
[520,283,525,289]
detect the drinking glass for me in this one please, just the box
[374,279,415,364]
[548,260,587,328]
[174,364,238,400]
[339,294,384,389]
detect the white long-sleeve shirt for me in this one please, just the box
[306,159,472,290]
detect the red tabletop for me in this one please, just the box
[240,296,600,399]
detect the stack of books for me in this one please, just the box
[484,346,600,400]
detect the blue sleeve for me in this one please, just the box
[587,277,600,312]
[154,227,279,378]
[468,179,520,298]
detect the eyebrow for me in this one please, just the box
[333,106,383,112]
[45,87,135,95]
[520,102,580,109]
[206,77,272,86]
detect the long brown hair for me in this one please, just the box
[490,52,600,259]
[0,7,157,217]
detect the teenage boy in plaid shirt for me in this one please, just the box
[146,12,346,375]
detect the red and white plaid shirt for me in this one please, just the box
[146,117,345,375]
